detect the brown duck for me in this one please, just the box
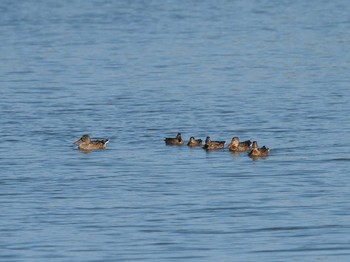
[74,135,109,150]
[187,137,203,147]
[248,141,270,157]
[228,137,252,152]
[203,136,225,150]
[164,133,184,145]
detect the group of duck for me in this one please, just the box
[165,133,270,158]
[73,133,270,158]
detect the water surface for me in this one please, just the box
[1,0,350,261]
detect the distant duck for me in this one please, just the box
[228,137,252,152]
[164,133,184,145]
[248,141,270,157]
[203,136,225,150]
[74,134,109,150]
[187,136,203,147]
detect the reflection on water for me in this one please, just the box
[1,0,350,261]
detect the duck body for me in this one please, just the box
[248,141,270,157]
[74,135,109,150]
[187,137,203,147]
[164,133,184,145]
[203,136,225,150]
[228,137,252,152]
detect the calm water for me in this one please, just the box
[1,0,350,261]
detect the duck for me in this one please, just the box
[74,134,109,150]
[203,136,225,150]
[248,141,270,157]
[228,137,252,152]
[187,136,203,147]
[164,133,184,145]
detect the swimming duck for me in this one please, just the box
[164,133,184,145]
[248,141,270,157]
[228,137,252,152]
[187,136,203,147]
[74,134,109,150]
[203,136,225,150]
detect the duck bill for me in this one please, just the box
[74,139,82,145]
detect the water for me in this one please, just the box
[1,0,350,261]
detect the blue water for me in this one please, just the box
[1,0,350,261]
